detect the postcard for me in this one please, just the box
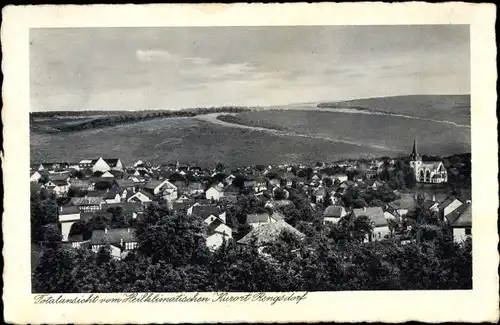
[2,3,498,324]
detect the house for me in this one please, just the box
[447,202,472,243]
[79,159,94,169]
[58,205,82,242]
[205,211,233,252]
[103,189,121,204]
[366,179,385,189]
[312,186,327,203]
[90,228,138,259]
[101,171,115,178]
[187,182,204,195]
[439,196,464,223]
[127,190,154,204]
[282,172,295,187]
[246,210,285,229]
[37,162,69,171]
[69,178,94,191]
[387,194,417,217]
[268,178,281,188]
[187,203,221,219]
[254,177,267,192]
[206,185,224,201]
[91,157,124,173]
[237,220,305,247]
[43,179,70,197]
[323,205,347,225]
[331,174,348,183]
[70,196,104,212]
[353,207,390,242]
[143,179,178,200]
[30,171,44,182]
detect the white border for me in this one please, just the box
[2,3,498,324]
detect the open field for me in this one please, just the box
[30,95,471,166]
[214,109,470,156]
[318,94,471,126]
[30,117,396,167]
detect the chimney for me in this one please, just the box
[127,228,130,233]
[363,207,367,212]
[60,206,63,212]
[104,228,108,234]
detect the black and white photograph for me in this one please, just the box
[3,3,499,324]
[27,24,476,293]
[27,24,477,293]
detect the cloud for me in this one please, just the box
[136,49,178,62]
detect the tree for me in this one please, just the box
[33,247,77,293]
[273,187,287,200]
[351,215,373,242]
[136,212,210,266]
[107,206,126,228]
[323,177,333,187]
[232,175,246,189]
[41,224,63,247]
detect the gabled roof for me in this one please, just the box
[420,161,444,170]
[188,182,203,190]
[247,213,269,223]
[438,196,463,210]
[60,205,81,215]
[388,194,417,211]
[90,228,137,246]
[129,190,154,201]
[104,189,119,200]
[143,179,165,190]
[352,207,387,227]
[448,202,472,227]
[116,179,136,188]
[237,220,305,246]
[208,185,224,193]
[313,186,326,196]
[323,205,344,218]
[52,179,69,186]
[191,205,220,219]
[70,197,103,206]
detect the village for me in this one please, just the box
[30,140,472,262]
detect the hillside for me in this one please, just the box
[318,94,471,126]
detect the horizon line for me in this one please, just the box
[30,92,471,113]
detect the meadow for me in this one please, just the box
[30,117,395,167]
[216,109,470,157]
[318,94,471,126]
[30,95,471,167]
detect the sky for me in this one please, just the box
[30,25,470,111]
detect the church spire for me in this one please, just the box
[410,138,420,161]
[412,138,418,157]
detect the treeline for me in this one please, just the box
[33,196,472,293]
[31,107,251,133]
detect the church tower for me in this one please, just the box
[409,138,422,172]
[409,138,421,161]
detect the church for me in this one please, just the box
[409,139,448,183]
